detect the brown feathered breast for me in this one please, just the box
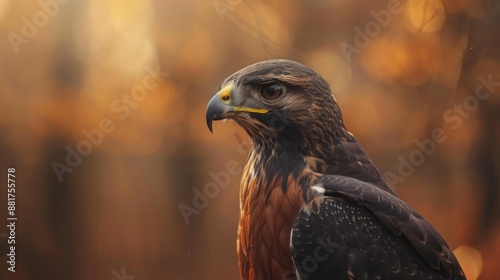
[237,148,307,280]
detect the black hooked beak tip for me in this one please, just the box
[206,83,235,133]
[206,93,233,133]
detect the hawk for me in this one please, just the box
[205,59,465,280]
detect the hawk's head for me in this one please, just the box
[206,59,353,153]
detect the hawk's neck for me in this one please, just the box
[237,146,310,280]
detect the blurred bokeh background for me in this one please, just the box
[0,0,499,279]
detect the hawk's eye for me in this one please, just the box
[261,83,283,100]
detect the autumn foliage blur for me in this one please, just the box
[0,0,499,279]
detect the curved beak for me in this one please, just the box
[206,82,269,133]
[206,92,234,133]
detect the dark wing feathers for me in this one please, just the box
[292,196,432,280]
[321,176,459,274]
[291,175,465,280]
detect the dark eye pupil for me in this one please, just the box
[267,85,279,96]
[262,83,283,100]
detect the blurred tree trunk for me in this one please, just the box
[457,0,500,241]
[29,1,87,278]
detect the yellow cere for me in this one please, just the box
[218,82,233,103]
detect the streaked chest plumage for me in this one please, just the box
[237,149,308,280]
